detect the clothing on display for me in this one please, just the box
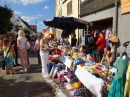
[108,56,130,97]
[105,27,112,39]
[124,63,130,97]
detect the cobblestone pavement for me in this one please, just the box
[0,52,69,97]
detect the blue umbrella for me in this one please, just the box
[43,16,92,30]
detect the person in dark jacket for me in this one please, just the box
[71,34,77,47]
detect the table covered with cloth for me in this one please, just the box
[61,55,73,68]
[75,65,104,97]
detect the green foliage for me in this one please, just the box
[23,28,30,35]
[0,5,14,34]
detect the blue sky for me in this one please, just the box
[0,0,55,32]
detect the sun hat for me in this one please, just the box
[44,33,50,39]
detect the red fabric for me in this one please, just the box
[91,30,95,36]
[96,36,106,50]
[53,48,61,55]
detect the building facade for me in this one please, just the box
[80,0,130,55]
[14,17,37,35]
[55,0,79,44]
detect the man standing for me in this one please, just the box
[71,34,77,47]
[95,32,106,63]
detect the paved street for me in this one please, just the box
[0,52,70,97]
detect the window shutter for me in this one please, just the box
[67,1,72,15]
[70,1,72,13]
[67,3,69,15]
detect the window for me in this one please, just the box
[61,0,67,3]
[81,0,85,2]
[67,1,72,15]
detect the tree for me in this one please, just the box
[23,28,30,35]
[0,5,14,34]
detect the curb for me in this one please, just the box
[42,74,67,97]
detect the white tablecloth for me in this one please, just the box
[61,55,72,68]
[75,65,104,97]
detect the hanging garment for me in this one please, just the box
[105,27,112,39]
[124,63,130,97]
[94,30,98,37]
[108,56,130,97]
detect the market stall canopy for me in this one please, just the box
[42,31,54,35]
[43,16,92,30]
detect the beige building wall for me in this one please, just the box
[55,0,79,44]
[55,0,62,40]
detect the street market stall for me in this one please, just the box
[43,16,130,97]
[43,16,107,97]
[43,16,92,38]
[42,30,54,39]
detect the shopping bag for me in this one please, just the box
[25,41,31,49]
[47,63,53,74]
[52,67,58,79]
[108,32,118,43]
[57,71,63,82]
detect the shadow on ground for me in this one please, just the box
[0,76,55,97]
[14,64,41,74]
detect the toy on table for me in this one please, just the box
[71,46,78,59]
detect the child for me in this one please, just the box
[2,39,16,75]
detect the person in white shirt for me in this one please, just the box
[40,33,53,78]
[17,30,28,72]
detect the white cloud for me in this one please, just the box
[8,0,48,5]
[21,16,37,22]
[20,14,42,23]
[44,5,49,9]
[14,11,21,15]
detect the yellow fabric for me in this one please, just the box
[72,53,78,59]
[124,63,130,97]
[4,46,13,56]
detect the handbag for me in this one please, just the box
[25,41,31,49]
[108,32,118,43]
[2,44,12,70]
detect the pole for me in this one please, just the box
[113,0,118,56]
[53,0,57,40]
[113,0,118,33]
[78,0,80,46]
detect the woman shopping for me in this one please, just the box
[17,30,28,73]
[40,33,53,78]
[34,35,42,67]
